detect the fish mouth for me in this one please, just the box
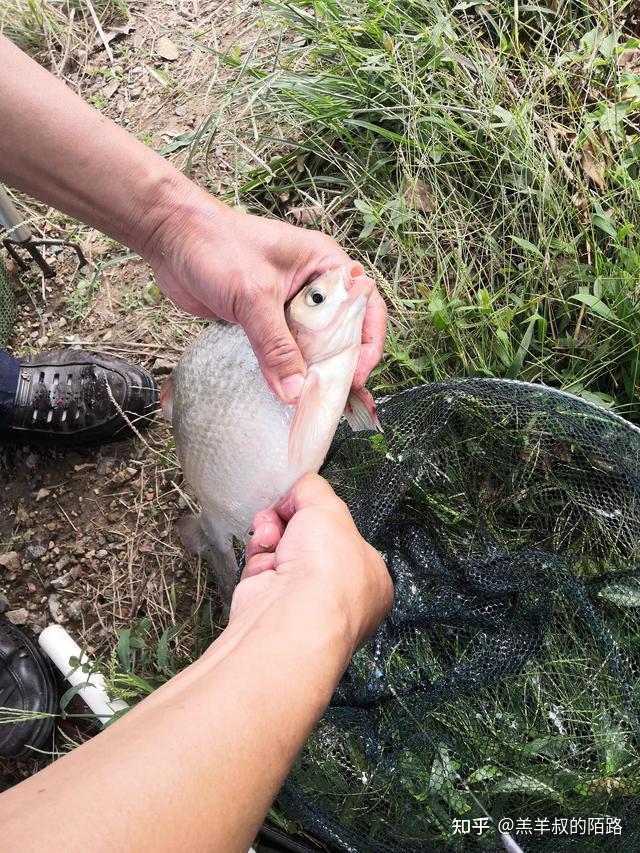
[345,270,375,300]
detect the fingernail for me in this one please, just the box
[281,373,305,402]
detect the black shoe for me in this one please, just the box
[0,619,56,758]
[5,349,158,445]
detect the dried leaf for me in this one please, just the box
[95,22,134,48]
[618,48,640,72]
[156,36,180,61]
[402,177,435,213]
[287,204,325,225]
[580,139,605,190]
[102,79,120,99]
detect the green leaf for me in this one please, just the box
[506,314,538,378]
[598,578,640,607]
[523,736,571,758]
[117,628,132,672]
[569,292,616,321]
[59,682,91,713]
[469,765,502,783]
[591,212,618,239]
[598,103,629,136]
[492,773,562,800]
[598,31,619,59]
[157,624,184,671]
[511,235,544,259]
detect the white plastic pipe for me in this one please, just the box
[39,624,129,723]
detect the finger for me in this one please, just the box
[241,297,307,404]
[252,508,286,537]
[352,286,388,389]
[240,552,277,580]
[245,513,285,561]
[289,235,351,294]
[276,474,343,521]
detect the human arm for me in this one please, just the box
[0,475,392,853]
[0,36,387,400]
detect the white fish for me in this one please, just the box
[161,264,381,603]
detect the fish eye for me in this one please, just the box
[306,286,326,306]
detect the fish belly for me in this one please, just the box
[172,322,298,548]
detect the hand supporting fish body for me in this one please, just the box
[161,264,381,604]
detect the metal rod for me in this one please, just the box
[0,184,31,243]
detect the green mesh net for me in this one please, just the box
[276,379,640,852]
[0,257,14,349]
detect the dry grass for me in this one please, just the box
[1,0,127,69]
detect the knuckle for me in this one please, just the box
[260,327,298,370]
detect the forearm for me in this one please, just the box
[0,36,217,257]
[0,608,351,853]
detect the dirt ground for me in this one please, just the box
[1,0,260,775]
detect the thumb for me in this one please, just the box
[240,296,307,403]
[276,474,347,521]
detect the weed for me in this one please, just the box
[1,0,127,59]
[204,0,640,420]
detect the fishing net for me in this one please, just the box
[277,379,640,852]
[0,257,14,349]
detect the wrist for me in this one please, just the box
[132,163,230,267]
[210,587,355,682]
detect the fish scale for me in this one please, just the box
[173,321,297,544]
[165,265,380,606]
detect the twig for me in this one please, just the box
[544,126,578,186]
[83,0,114,64]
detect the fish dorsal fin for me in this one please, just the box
[288,371,327,468]
[344,386,382,433]
[160,374,174,422]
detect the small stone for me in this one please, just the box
[48,594,63,623]
[6,608,29,626]
[0,551,21,572]
[174,105,186,116]
[35,488,50,502]
[95,549,108,560]
[0,593,9,613]
[55,555,72,572]
[51,570,73,589]
[25,542,47,561]
[66,600,83,620]
[151,357,176,376]
[24,453,39,470]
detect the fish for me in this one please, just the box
[160,263,382,604]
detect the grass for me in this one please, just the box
[1,0,127,59]
[202,0,640,421]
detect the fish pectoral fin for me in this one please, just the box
[344,386,383,433]
[175,513,207,553]
[159,374,175,422]
[288,371,326,468]
[175,514,238,613]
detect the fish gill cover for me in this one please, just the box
[278,380,640,852]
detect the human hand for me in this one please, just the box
[145,192,387,403]
[229,474,393,654]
